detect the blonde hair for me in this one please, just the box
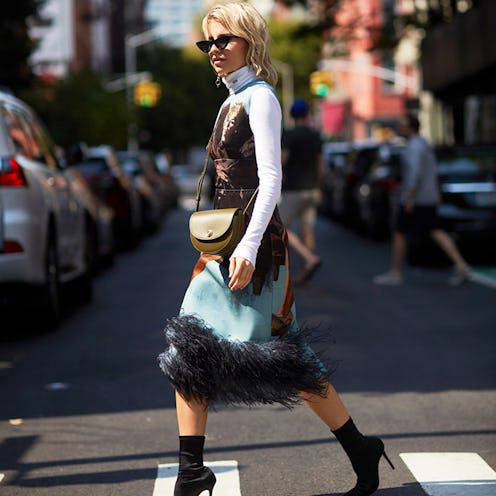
[202,2,278,86]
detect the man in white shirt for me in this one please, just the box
[374,114,471,287]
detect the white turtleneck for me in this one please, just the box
[221,66,282,267]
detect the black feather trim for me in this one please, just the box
[158,315,334,408]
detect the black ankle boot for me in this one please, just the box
[332,418,394,496]
[174,436,216,496]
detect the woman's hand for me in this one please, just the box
[228,257,255,291]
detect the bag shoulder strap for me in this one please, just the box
[195,138,259,213]
[194,137,212,212]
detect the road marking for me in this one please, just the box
[45,382,71,391]
[153,460,241,496]
[400,453,496,496]
[0,474,4,483]
[471,268,496,290]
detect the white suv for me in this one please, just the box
[0,90,92,328]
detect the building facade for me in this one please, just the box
[421,0,496,145]
[144,0,206,47]
[316,0,419,141]
[30,0,147,78]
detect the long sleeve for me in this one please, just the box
[402,138,423,192]
[229,87,282,266]
[400,135,440,205]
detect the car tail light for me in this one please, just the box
[0,158,28,187]
[379,179,400,193]
[2,240,24,253]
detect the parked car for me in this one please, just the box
[170,163,212,210]
[74,145,142,249]
[64,143,115,268]
[0,90,92,328]
[138,150,179,212]
[354,142,405,239]
[436,146,496,242]
[155,151,180,208]
[320,141,352,218]
[404,145,496,266]
[321,139,380,226]
[117,150,163,233]
[356,143,496,253]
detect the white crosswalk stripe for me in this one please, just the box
[153,460,241,496]
[153,453,496,495]
[400,452,496,496]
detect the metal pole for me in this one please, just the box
[273,59,294,129]
[319,59,418,92]
[124,28,170,151]
[124,35,138,151]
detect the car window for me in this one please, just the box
[2,106,39,159]
[2,104,59,170]
[29,118,58,169]
[105,151,123,174]
[437,151,496,181]
[120,157,142,175]
[76,158,109,175]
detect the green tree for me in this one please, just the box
[286,0,481,52]
[26,71,131,149]
[130,19,324,154]
[0,0,45,92]
[269,20,323,102]
[134,45,226,154]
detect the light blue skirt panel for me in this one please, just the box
[159,259,331,407]
[181,260,296,342]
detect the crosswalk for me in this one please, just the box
[471,268,496,289]
[400,453,496,496]
[154,453,496,495]
[153,460,241,496]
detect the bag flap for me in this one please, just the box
[189,208,242,240]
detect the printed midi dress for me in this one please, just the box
[159,75,330,408]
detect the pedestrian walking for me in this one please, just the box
[279,98,323,285]
[374,113,472,286]
[158,3,394,495]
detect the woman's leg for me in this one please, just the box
[300,381,350,430]
[174,392,216,495]
[176,391,208,435]
[430,229,469,270]
[302,381,393,496]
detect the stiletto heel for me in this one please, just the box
[174,466,216,496]
[332,419,395,496]
[174,436,216,496]
[341,439,394,496]
[382,451,395,470]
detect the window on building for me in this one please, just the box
[381,0,397,94]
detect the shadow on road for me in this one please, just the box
[314,483,425,496]
[2,430,495,489]
[1,210,495,422]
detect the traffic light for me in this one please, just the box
[134,81,162,107]
[309,70,333,97]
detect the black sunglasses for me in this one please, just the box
[196,35,240,53]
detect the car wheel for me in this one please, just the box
[367,206,388,240]
[72,218,95,304]
[364,195,390,240]
[40,233,61,329]
[85,216,99,275]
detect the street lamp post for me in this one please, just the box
[124,28,171,150]
[273,59,294,129]
[319,58,418,92]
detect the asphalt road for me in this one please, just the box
[1,206,495,496]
